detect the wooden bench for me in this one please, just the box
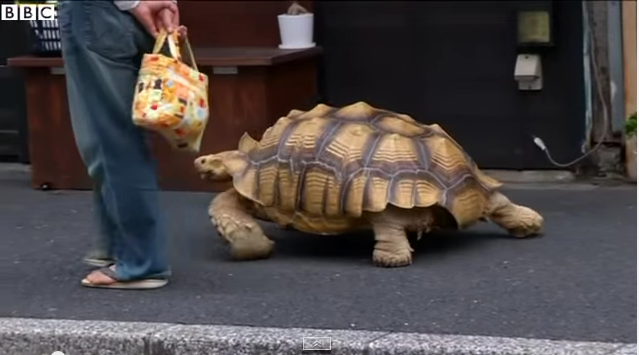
[8,46,322,192]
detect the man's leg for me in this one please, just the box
[58,0,169,286]
[83,185,118,267]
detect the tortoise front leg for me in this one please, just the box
[371,222,414,267]
[486,191,543,237]
[209,189,274,260]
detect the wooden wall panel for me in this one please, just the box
[24,68,92,190]
[9,48,321,191]
[178,0,314,47]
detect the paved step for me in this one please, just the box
[0,317,635,355]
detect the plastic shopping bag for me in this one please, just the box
[132,29,209,153]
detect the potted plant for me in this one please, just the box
[624,112,636,182]
[277,1,315,49]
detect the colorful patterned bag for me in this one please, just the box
[132,29,209,152]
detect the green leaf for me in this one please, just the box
[625,112,637,137]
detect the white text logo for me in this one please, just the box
[1,4,57,21]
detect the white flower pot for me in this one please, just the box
[625,135,637,182]
[277,13,315,49]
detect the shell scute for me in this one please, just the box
[231,102,502,227]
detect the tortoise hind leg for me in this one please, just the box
[209,189,274,260]
[486,191,543,237]
[371,222,414,267]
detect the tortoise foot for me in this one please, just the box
[371,221,413,267]
[372,249,412,267]
[209,188,275,261]
[506,205,544,238]
[216,223,274,261]
[487,192,544,238]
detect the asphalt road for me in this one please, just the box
[0,167,636,343]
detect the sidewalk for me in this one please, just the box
[0,165,636,354]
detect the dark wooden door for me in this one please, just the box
[314,1,585,169]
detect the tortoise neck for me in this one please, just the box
[221,150,249,178]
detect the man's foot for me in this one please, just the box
[81,265,168,290]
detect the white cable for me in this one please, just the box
[532,10,610,168]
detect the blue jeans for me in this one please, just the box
[58,0,169,281]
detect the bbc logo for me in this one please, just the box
[1,3,57,21]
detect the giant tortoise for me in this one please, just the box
[194,102,543,267]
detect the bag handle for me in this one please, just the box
[179,34,198,71]
[152,29,180,59]
[152,29,198,71]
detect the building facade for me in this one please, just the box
[0,0,635,183]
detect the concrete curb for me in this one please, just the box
[483,170,576,183]
[0,317,635,355]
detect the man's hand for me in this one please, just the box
[154,7,180,37]
[129,1,179,37]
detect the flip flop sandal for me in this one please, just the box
[81,267,168,290]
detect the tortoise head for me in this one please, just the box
[194,151,238,182]
[194,150,251,182]
[194,132,259,182]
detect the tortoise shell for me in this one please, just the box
[232,102,502,228]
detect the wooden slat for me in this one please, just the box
[6,57,62,67]
[622,0,636,119]
[7,47,323,68]
[193,47,322,66]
